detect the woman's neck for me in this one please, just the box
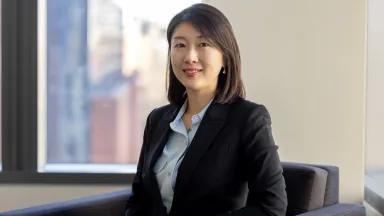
[185,90,215,115]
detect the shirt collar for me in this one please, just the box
[171,99,213,126]
[193,99,212,122]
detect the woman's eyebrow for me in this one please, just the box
[172,35,205,40]
[172,36,187,40]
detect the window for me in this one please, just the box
[0,0,200,184]
[38,0,201,174]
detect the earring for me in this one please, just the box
[222,69,226,74]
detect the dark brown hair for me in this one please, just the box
[166,3,245,106]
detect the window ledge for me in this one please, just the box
[40,163,137,174]
[0,164,137,184]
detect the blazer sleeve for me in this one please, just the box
[222,105,288,216]
[125,110,154,216]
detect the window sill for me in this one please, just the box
[40,163,137,174]
[0,164,137,184]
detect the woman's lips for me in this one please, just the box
[183,69,202,78]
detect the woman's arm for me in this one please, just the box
[125,111,154,216]
[222,105,288,216]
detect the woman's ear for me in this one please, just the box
[220,67,225,74]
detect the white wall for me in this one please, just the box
[207,0,367,204]
[0,0,368,212]
[365,0,384,173]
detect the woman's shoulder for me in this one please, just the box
[231,98,271,118]
[146,103,177,123]
[151,104,174,115]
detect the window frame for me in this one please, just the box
[0,0,134,185]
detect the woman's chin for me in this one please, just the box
[183,83,203,92]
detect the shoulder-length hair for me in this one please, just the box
[166,3,245,106]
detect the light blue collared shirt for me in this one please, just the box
[154,99,212,213]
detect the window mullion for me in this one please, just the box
[1,0,20,171]
[1,0,38,172]
[18,0,38,172]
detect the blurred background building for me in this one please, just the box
[45,0,170,165]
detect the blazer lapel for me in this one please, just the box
[144,106,178,205]
[173,102,230,201]
[146,106,179,173]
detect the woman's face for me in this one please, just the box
[170,22,224,94]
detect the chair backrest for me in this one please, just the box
[281,162,340,216]
[305,163,339,206]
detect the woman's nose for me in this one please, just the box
[184,48,198,64]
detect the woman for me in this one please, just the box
[126,3,287,216]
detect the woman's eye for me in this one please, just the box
[174,43,185,48]
[199,43,210,47]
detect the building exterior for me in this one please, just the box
[46,0,168,165]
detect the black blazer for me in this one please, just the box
[125,98,287,216]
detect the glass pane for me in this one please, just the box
[38,0,200,173]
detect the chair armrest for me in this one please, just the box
[297,203,366,216]
[0,189,131,216]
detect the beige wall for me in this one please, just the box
[207,0,367,204]
[0,0,368,212]
[365,0,384,173]
[0,186,126,212]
